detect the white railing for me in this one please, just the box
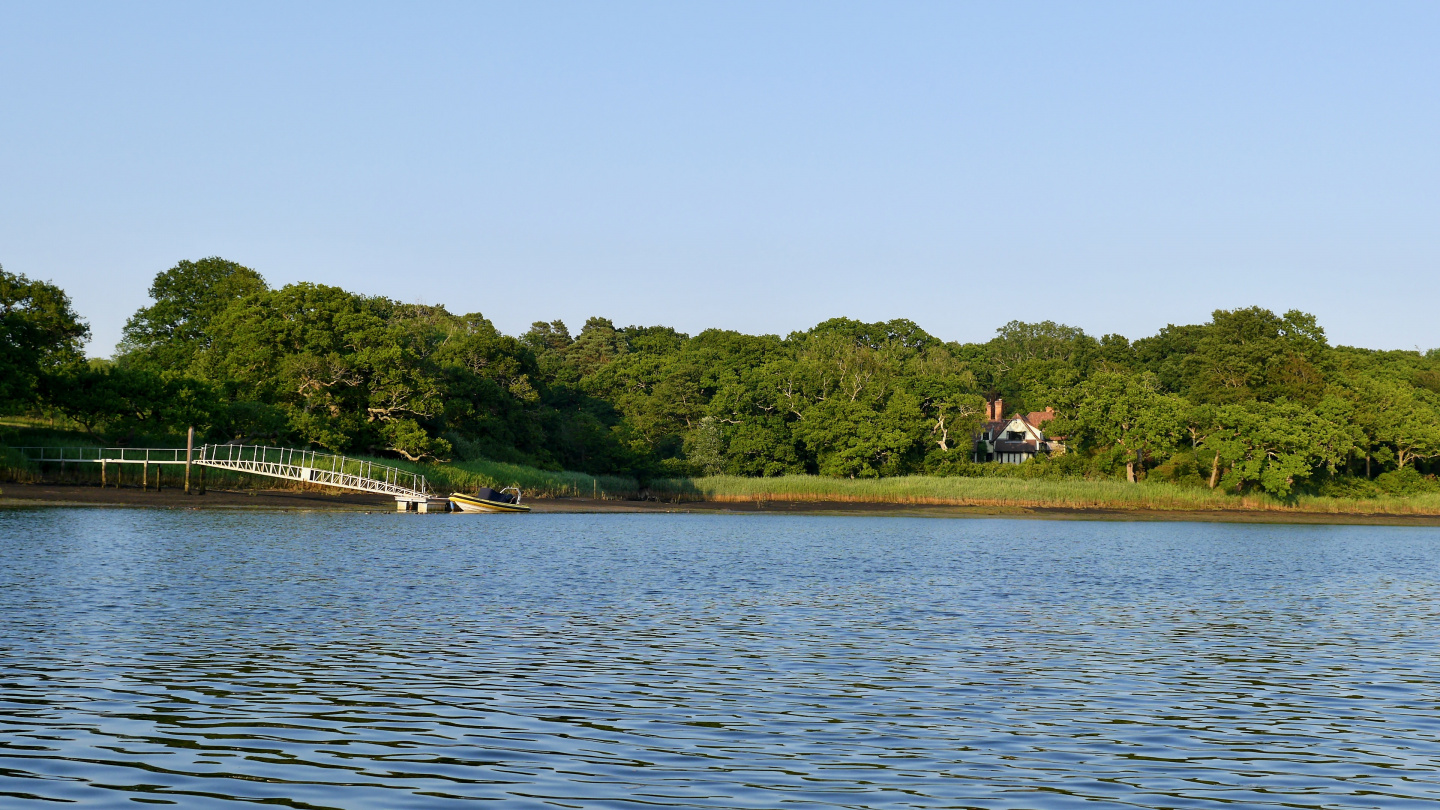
[9,446,191,464]
[5,444,430,500]
[194,444,429,499]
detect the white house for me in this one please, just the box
[973,399,1064,464]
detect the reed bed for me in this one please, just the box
[0,446,41,483]
[411,458,638,500]
[648,474,1440,516]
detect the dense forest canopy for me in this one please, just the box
[4,257,1440,497]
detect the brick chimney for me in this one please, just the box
[993,398,1004,421]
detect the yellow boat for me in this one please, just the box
[448,486,530,513]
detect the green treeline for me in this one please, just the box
[4,257,1440,499]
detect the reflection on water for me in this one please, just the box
[1,509,1439,808]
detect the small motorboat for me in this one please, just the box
[449,486,530,513]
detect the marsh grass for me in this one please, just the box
[648,474,1440,516]
[408,458,638,500]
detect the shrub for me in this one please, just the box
[1374,466,1440,496]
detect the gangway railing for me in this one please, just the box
[10,446,191,464]
[5,444,433,506]
[194,444,430,501]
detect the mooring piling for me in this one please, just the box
[185,427,194,495]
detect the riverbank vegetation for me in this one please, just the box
[3,257,1439,507]
[8,419,1437,515]
[648,475,1440,516]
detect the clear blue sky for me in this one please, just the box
[3,1,1437,355]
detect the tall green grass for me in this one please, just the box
[648,474,1440,515]
[411,457,638,500]
[0,446,40,483]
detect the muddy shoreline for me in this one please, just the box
[4,482,1440,526]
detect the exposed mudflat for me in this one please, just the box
[533,496,1440,525]
[0,482,390,511]
[6,482,1439,525]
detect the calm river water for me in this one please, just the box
[2,509,1439,808]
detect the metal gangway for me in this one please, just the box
[194,445,433,509]
[8,444,437,510]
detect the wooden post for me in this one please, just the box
[185,427,194,494]
[143,461,149,491]
[198,465,206,495]
[101,459,107,488]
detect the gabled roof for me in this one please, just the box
[978,411,1058,442]
[999,417,1044,440]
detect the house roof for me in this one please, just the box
[1003,417,1044,439]
[978,412,1059,442]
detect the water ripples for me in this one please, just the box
[2,510,1439,807]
